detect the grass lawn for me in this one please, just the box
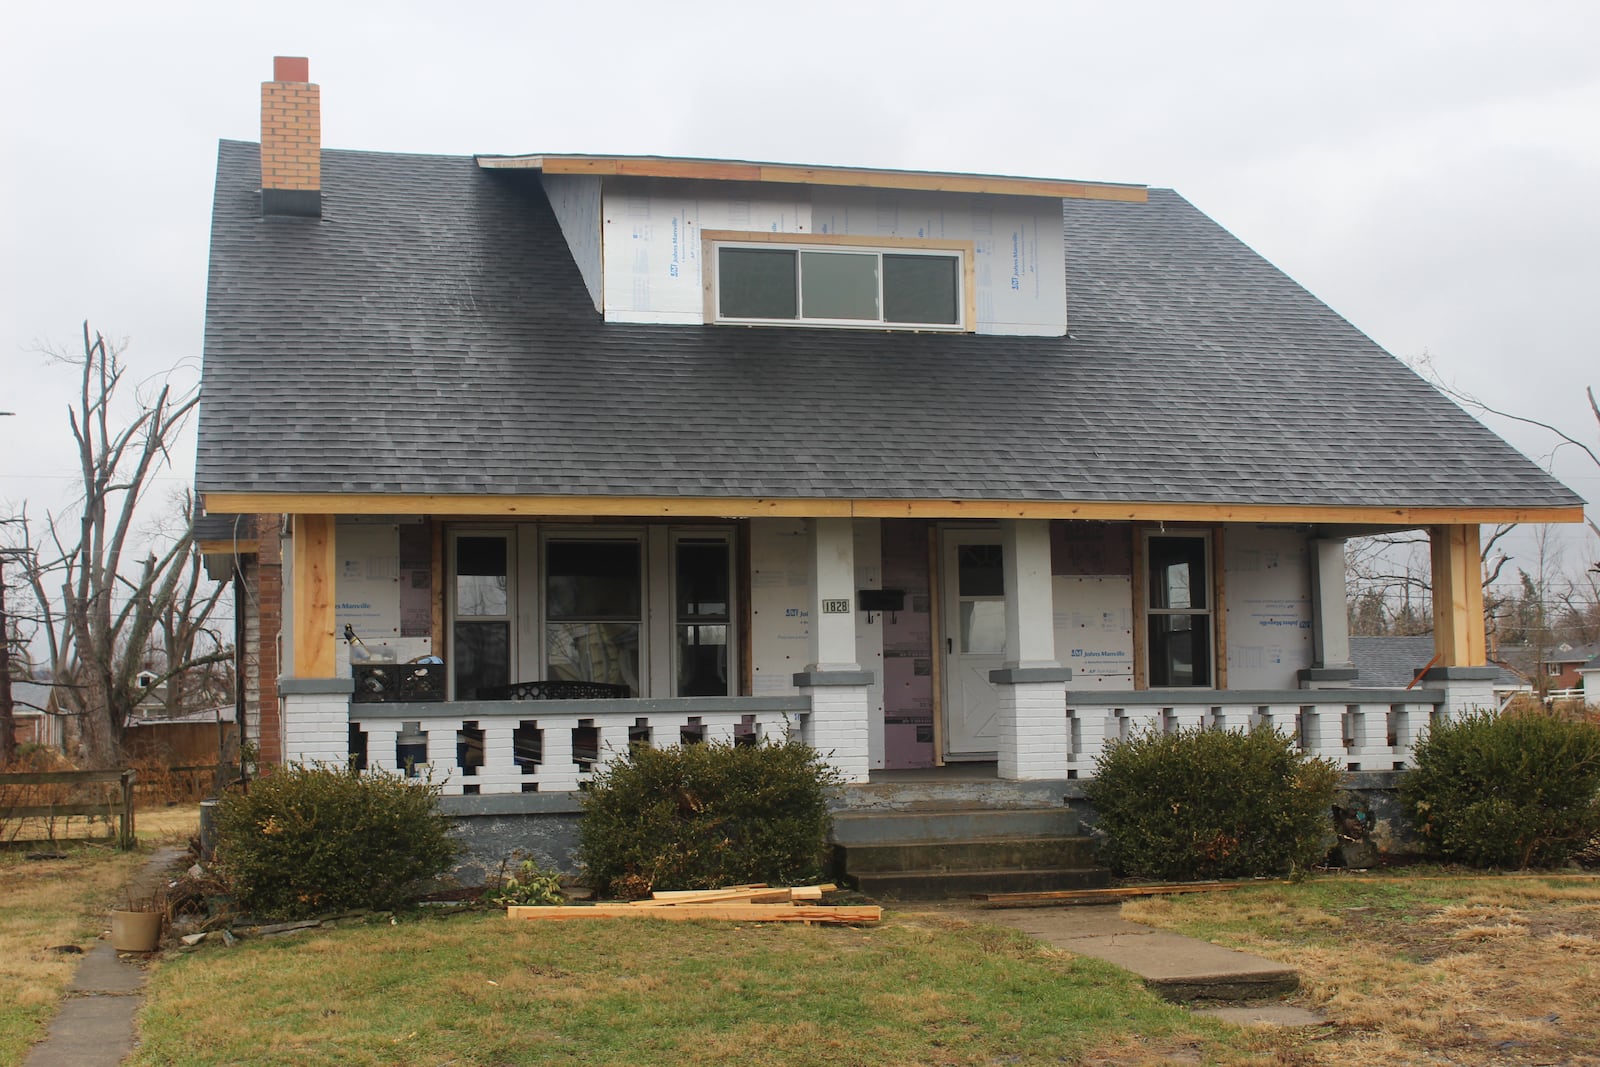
[128,872,1600,1067]
[0,805,198,1067]
[1125,872,1600,1066]
[132,909,1237,1067]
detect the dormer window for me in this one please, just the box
[706,232,972,331]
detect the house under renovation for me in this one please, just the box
[195,59,1584,892]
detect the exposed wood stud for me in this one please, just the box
[290,514,337,678]
[201,492,1583,527]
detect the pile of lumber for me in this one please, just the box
[506,883,880,925]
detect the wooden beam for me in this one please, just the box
[976,880,1282,907]
[1431,523,1487,666]
[474,153,1147,203]
[200,492,1586,527]
[506,903,881,924]
[290,514,337,678]
[197,538,260,556]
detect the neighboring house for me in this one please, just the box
[1495,640,1598,695]
[8,680,63,750]
[1350,636,1529,704]
[195,59,1581,876]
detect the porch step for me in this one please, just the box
[838,836,1098,874]
[850,866,1112,900]
[831,804,1108,900]
[830,806,1081,845]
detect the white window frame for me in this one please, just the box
[447,527,517,701]
[1142,530,1216,690]
[703,230,973,332]
[668,529,738,698]
[447,523,739,699]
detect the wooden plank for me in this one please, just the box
[5,805,119,819]
[1211,525,1227,690]
[642,883,835,905]
[1130,525,1147,691]
[476,153,1147,202]
[0,770,128,785]
[200,492,1586,528]
[197,538,260,556]
[976,881,1282,907]
[1431,523,1486,666]
[291,513,337,678]
[507,904,880,924]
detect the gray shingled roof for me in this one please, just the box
[1349,636,1526,689]
[196,141,1582,508]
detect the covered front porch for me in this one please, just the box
[250,499,1508,799]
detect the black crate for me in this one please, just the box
[352,663,446,703]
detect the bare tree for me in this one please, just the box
[1345,524,1515,638]
[3,325,230,767]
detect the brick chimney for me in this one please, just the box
[260,56,321,217]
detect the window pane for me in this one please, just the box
[1147,537,1207,610]
[801,251,878,320]
[546,622,639,693]
[453,621,509,698]
[677,624,729,696]
[1147,614,1211,687]
[958,543,1005,597]
[676,541,729,620]
[884,254,959,324]
[546,541,641,620]
[960,600,1006,654]
[719,248,797,319]
[455,537,508,616]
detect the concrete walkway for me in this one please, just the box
[952,902,1323,1026]
[24,847,186,1067]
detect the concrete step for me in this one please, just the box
[837,836,1099,874]
[830,806,1080,846]
[852,866,1112,900]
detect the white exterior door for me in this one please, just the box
[941,529,1005,760]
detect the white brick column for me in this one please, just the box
[991,520,1070,780]
[279,678,354,765]
[1425,667,1498,721]
[794,517,872,783]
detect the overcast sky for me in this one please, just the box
[3,0,1597,582]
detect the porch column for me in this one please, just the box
[282,513,352,764]
[1430,524,1487,667]
[990,520,1071,781]
[794,517,871,783]
[1299,537,1357,688]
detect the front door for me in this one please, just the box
[941,529,1005,760]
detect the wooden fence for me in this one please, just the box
[0,769,137,848]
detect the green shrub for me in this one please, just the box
[578,739,841,899]
[214,764,459,919]
[1400,707,1600,869]
[490,856,565,907]
[1085,726,1340,881]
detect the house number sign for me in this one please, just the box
[822,599,851,614]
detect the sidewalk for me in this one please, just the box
[23,847,186,1067]
[952,902,1324,1026]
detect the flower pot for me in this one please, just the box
[110,910,163,952]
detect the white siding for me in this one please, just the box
[597,178,1067,336]
[1223,526,1315,689]
[543,175,603,312]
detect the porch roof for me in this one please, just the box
[196,141,1581,519]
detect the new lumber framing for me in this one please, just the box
[507,903,880,924]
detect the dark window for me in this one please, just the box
[1146,535,1212,688]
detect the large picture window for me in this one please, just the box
[447,525,736,700]
[1145,533,1213,688]
[714,241,964,330]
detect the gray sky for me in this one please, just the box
[3,0,1598,581]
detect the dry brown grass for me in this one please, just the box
[0,805,198,1066]
[1126,874,1600,1066]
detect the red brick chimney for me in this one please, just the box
[260,56,321,217]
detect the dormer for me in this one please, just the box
[476,154,1146,338]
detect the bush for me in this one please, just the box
[214,764,459,919]
[1400,707,1600,869]
[489,855,565,907]
[1085,726,1340,881]
[578,739,841,899]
